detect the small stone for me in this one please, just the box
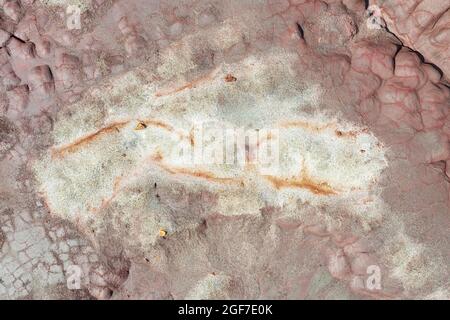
[159,229,167,237]
[134,121,147,130]
[224,74,237,82]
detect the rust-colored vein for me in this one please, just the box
[51,118,182,158]
[52,120,129,158]
[155,68,219,97]
[169,167,238,183]
[265,167,337,195]
[280,120,337,132]
[266,175,336,195]
[141,118,176,133]
[150,152,239,184]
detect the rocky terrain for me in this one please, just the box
[0,0,449,299]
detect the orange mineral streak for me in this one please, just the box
[51,118,185,158]
[51,120,129,158]
[265,168,337,195]
[149,152,239,184]
[155,68,219,97]
[95,151,240,213]
[141,118,176,132]
[280,120,337,132]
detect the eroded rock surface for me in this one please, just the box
[372,0,450,82]
[0,0,449,299]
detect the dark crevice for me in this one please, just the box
[392,44,403,73]
[383,24,404,46]
[47,64,55,82]
[414,50,445,80]
[3,34,24,57]
[296,22,305,40]
[382,15,448,85]
[10,34,25,43]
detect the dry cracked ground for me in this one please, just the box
[0,0,449,300]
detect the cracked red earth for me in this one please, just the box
[0,0,449,299]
